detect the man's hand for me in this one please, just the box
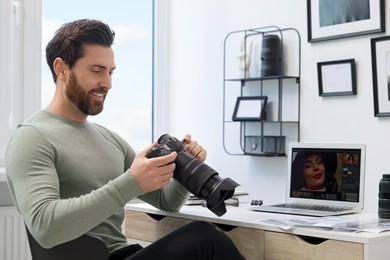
[182,134,207,162]
[130,142,177,193]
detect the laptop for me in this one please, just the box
[250,142,366,217]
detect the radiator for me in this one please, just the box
[0,207,31,260]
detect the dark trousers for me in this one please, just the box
[109,221,245,260]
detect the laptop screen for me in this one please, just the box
[287,143,365,207]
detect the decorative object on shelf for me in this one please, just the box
[244,135,286,156]
[238,39,253,78]
[232,96,267,121]
[261,34,281,77]
[307,0,385,42]
[317,59,357,97]
[371,35,390,117]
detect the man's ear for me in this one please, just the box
[53,57,67,80]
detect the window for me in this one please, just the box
[1,1,154,167]
[42,0,154,151]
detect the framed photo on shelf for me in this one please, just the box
[307,0,385,42]
[371,36,390,117]
[317,59,356,97]
[232,96,268,121]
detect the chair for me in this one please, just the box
[25,226,110,260]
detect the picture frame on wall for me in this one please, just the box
[371,36,390,117]
[317,59,356,97]
[307,0,385,42]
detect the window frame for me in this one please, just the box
[0,0,42,167]
[152,0,169,139]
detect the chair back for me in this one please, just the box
[25,226,109,260]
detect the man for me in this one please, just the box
[5,19,244,259]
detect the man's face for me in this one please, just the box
[65,44,116,116]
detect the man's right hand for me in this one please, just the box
[130,142,177,193]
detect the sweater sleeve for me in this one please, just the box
[138,178,190,212]
[5,125,144,248]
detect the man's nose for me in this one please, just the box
[100,73,112,90]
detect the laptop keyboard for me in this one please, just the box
[272,203,350,212]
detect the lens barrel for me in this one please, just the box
[174,151,239,217]
[379,174,390,219]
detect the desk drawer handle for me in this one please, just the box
[298,235,327,245]
[214,223,237,232]
[146,213,166,221]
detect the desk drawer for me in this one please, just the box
[125,210,264,260]
[218,224,264,260]
[125,210,192,241]
[264,231,363,260]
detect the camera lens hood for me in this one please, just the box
[205,178,239,216]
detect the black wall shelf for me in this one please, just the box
[222,26,301,156]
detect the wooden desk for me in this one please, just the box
[125,203,390,260]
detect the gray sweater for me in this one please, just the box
[5,110,188,252]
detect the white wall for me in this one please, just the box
[155,0,390,213]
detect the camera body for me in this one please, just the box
[147,135,184,158]
[147,134,239,216]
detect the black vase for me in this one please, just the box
[261,34,281,77]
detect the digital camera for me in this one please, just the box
[147,134,239,216]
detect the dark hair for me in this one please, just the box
[291,151,338,192]
[45,19,115,83]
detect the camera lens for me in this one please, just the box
[174,152,239,216]
[378,174,390,219]
[147,134,240,217]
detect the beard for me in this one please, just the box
[65,72,106,116]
